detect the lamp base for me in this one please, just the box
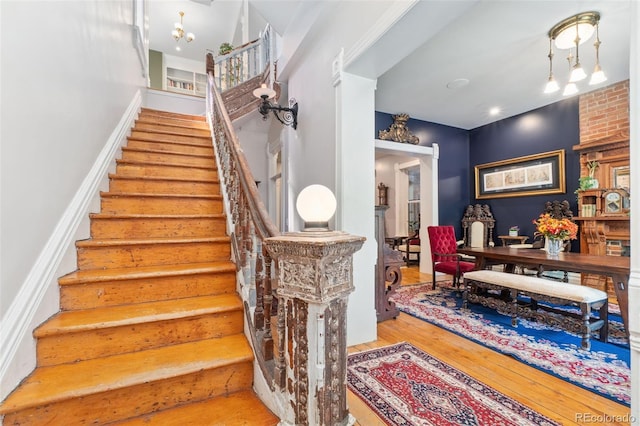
[302,221,330,232]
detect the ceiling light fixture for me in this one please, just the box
[544,39,560,93]
[563,54,579,96]
[589,22,607,85]
[546,11,605,95]
[172,11,195,45]
[252,84,299,129]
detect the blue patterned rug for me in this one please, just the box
[391,283,630,406]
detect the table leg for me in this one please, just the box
[474,256,486,270]
[610,274,629,338]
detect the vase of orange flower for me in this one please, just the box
[532,213,578,256]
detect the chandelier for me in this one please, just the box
[544,11,606,95]
[171,11,195,47]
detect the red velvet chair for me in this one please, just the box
[427,225,476,290]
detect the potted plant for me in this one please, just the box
[218,42,234,55]
[218,42,243,86]
[509,226,519,237]
[586,160,599,188]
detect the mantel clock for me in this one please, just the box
[602,188,630,216]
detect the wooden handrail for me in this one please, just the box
[209,70,279,239]
[205,66,284,393]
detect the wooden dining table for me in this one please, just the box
[457,246,631,336]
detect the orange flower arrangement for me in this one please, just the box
[532,213,578,240]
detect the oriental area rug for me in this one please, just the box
[347,342,560,426]
[391,283,630,406]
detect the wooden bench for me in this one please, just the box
[462,270,608,350]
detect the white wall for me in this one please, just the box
[145,89,206,116]
[0,0,147,399]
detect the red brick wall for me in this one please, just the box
[579,80,629,144]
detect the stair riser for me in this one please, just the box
[109,178,220,195]
[90,217,226,239]
[60,271,236,310]
[116,163,218,180]
[129,130,211,146]
[37,310,244,366]
[135,122,210,138]
[127,140,213,156]
[122,150,216,168]
[136,117,209,130]
[140,109,206,122]
[110,390,279,426]
[101,196,222,215]
[2,363,253,425]
[77,242,231,270]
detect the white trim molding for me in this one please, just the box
[0,91,142,400]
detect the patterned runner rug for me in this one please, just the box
[391,283,630,406]
[348,342,560,426]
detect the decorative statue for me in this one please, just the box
[378,113,420,145]
[377,182,389,206]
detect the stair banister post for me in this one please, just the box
[264,231,364,426]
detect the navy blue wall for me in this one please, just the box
[376,97,580,247]
[469,98,580,247]
[375,112,470,237]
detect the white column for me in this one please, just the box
[333,51,378,346]
[628,1,639,423]
[419,143,439,273]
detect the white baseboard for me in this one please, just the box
[0,91,142,401]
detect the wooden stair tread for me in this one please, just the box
[116,158,217,171]
[112,390,279,425]
[116,158,218,170]
[135,117,209,131]
[122,146,213,159]
[89,213,225,219]
[140,108,207,122]
[100,191,222,200]
[108,173,220,183]
[35,294,242,336]
[58,262,236,285]
[127,135,211,148]
[0,335,252,413]
[134,123,210,138]
[128,132,212,146]
[76,236,230,248]
[135,118,209,130]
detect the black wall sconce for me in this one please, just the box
[252,84,298,130]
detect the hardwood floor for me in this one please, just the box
[347,266,631,426]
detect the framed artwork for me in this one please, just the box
[612,165,630,189]
[475,149,566,199]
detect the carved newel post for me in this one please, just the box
[264,185,365,426]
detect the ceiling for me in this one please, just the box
[148,0,631,130]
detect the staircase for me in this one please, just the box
[0,109,279,425]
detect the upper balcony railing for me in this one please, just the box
[209,24,273,92]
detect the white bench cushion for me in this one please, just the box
[464,270,607,304]
[397,244,421,253]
